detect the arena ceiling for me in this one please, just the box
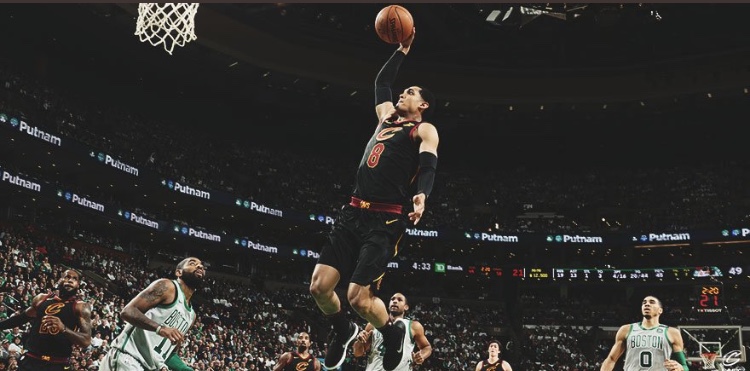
[1,4,749,155]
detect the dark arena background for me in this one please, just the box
[1,3,749,371]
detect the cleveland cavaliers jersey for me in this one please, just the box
[112,280,196,370]
[284,352,315,371]
[366,318,416,371]
[479,359,504,371]
[623,323,672,371]
[353,119,422,204]
[26,294,82,357]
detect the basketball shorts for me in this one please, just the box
[318,201,406,289]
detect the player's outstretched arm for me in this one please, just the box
[600,324,629,371]
[374,29,416,123]
[409,123,439,225]
[410,321,432,365]
[120,278,183,345]
[273,352,292,371]
[0,293,46,330]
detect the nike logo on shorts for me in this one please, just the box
[386,219,399,225]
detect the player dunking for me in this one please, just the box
[0,268,93,371]
[101,257,205,371]
[308,28,439,371]
[353,293,432,371]
[600,296,689,371]
[475,341,512,371]
[273,332,321,371]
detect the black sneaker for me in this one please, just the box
[323,321,359,370]
[382,320,406,371]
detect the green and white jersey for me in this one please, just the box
[112,280,196,370]
[366,318,416,371]
[624,323,672,371]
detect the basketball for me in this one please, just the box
[375,5,414,44]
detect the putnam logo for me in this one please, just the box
[173,182,211,200]
[300,249,320,259]
[15,120,62,147]
[188,228,221,243]
[480,233,519,243]
[1,171,41,193]
[405,228,438,238]
[122,211,159,230]
[247,241,278,254]
[65,193,105,213]
[646,232,690,242]
[387,262,399,269]
[96,153,139,176]
[250,202,283,217]
[310,214,335,225]
[561,235,603,243]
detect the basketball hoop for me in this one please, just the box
[135,3,199,55]
[701,352,718,370]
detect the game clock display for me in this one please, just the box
[694,285,723,314]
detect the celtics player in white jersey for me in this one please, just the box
[352,293,432,371]
[101,257,205,371]
[601,296,689,371]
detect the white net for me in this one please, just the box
[135,3,199,55]
[701,352,719,370]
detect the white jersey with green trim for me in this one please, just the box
[623,323,672,371]
[111,280,196,370]
[366,318,416,371]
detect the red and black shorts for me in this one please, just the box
[317,197,406,290]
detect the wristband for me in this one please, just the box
[156,325,163,334]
